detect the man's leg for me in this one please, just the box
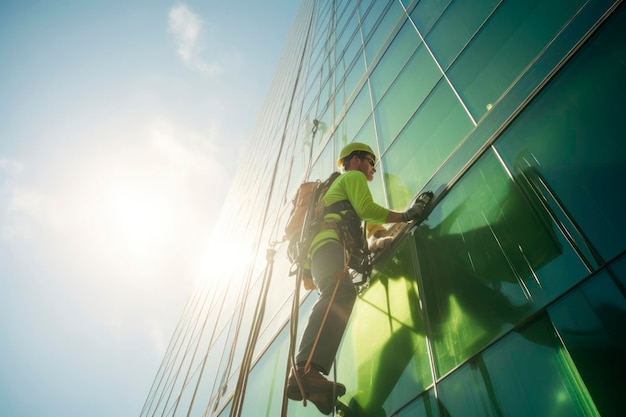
[295,242,356,373]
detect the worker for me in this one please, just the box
[286,142,432,414]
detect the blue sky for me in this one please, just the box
[0,1,299,416]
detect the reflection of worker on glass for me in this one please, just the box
[286,142,432,414]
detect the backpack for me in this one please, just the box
[284,171,373,289]
[284,172,341,289]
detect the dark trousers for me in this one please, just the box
[295,242,357,374]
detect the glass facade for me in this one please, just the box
[141,1,626,416]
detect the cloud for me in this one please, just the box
[0,158,47,240]
[168,4,221,75]
[0,158,24,178]
[2,187,58,241]
[0,158,24,196]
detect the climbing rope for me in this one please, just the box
[228,3,319,415]
[229,247,278,417]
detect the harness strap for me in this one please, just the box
[322,199,353,215]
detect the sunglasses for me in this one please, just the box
[363,156,376,167]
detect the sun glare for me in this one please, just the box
[101,179,179,259]
[197,237,254,286]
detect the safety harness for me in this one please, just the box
[314,200,371,280]
[282,197,372,415]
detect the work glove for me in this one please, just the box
[367,224,393,253]
[402,191,434,222]
[368,235,394,253]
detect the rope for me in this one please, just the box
[281,174,327,414]
[303,268,344,375]
[229,3,319,415]
[281,240,351,416]
[212,272,254,405]
[170,289,221,416]
[184,281,233,417]
[148,291,207,417]
[140,295,194,417]
[228,248,277,417]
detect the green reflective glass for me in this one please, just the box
[395,390,440,417]
[255,246,295,355]
[337,53,366,118]
[337,2,355,36]
[370,20,422,105]
[334,86,372,146]
[425,0,499,70]
[495,5,626,264]
[382,79,473,210]
[240,327,289,416]
[337,240,432,415]
[364,1,404,64]
[438,314,599,417]
[309,141,335,181]
[375,45,442,153]
[317,79,332,122]
[413,150,587,374]
[338,34,358,73]
[334,59,348,96]
[360,0,390,41]
[285,118,319,194]
[196,325,230,413]
[337,7,357,54]
[216,401,231,417]
[352,116,386,204]
[612,254,626,288]
[549,272,626,417]
[449,0,587,120]
[409,0,450,36]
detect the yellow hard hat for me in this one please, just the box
[337,142,377,168]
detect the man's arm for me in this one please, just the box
[385,210,404,223]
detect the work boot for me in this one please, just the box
[307,390,336,415]
[286,367,346,401]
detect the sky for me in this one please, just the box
[0,1,300,416]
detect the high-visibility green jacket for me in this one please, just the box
[309,170,390,258]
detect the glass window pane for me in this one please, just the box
[315,106,333,150]
[612,254,626,288]
[197,325,229,413]
[425,0,500,70]
[317,76,331,118]
[285,117,319,194]
[549,271,626,417]
[374,45,442,152]
[334,86,372,147]
[395,390,440,417]
[344,22,363,63]
[360,0,390,41]
[336,3,356,44]
[410,0,451,36]
[495,5,626,264]
[240,327,289,416]
[370,20,422,105]
[413,150,588,374]
[309,140,335,182]
[364,1,404,64]
[337,17,360,66]
[341,116,386,205]
[449,0,587,120]
[216,401,231,417]
[344,51,365,98]
[382,79,473,210]
[254,245,295,357]
[438,314,600,417]
[337,239,433,415]
[336,52,365,119]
